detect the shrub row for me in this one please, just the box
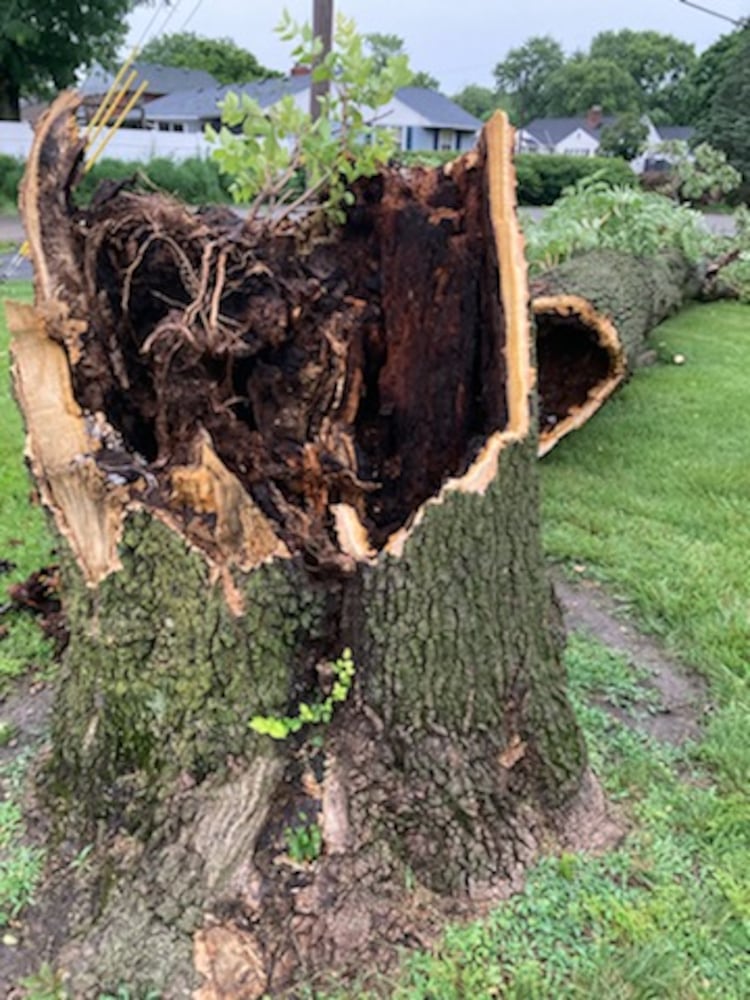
[513,153,637,205]
[0,154,233,210]
[1,148,637,213]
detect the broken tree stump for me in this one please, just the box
[5,92,592,997]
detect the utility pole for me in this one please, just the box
[310,0,333,121]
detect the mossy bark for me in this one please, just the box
[9,96,589,997]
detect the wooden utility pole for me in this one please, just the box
[310,0,333,120]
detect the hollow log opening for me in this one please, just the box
[533,295,626,456]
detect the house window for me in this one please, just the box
[438,129,455,151]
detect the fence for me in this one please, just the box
[0,121,212,162]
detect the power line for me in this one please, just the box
[677,1,746,27]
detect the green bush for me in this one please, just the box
[0,155,24,210]
[514,153,637,205]
[394,150,459,169]
[0,155,233,210]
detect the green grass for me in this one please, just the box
[0,282,55,694]
[542,302,750,697]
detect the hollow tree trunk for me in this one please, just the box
[7,93,590,997]
[531,249,700,455]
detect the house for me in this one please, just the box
[76,63,220,128]
[516,107,695,171]
[142,75,482,151]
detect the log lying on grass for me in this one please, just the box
[531,249,701,455]
[6,92,593,997]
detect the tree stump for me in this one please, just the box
[6,93,591,997]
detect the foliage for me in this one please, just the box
[493,35,565,124]
[207,13,411,226]
[514,153,636,206]
[77,155,232,206]
[697,26,750,197]
[543,55,644,117]
[683,26,747,129]
[138,31,280,86]
[451,84,506,121]
[249,648,355,740]
[598,112,649,161]
[0,0,140,120]
[284,813,323,864]
[523,178,712,272]
[364,33,439,91]
[656,140,742,205]
[0,154,24,210]
[589,29,696,122]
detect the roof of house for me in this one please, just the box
[656,125,695,143]
[80,62,218,97]
[144,78,482,132]
[521,116,615,146]
[392,87,482,131]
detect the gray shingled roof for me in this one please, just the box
[393,87,482,130]
[144,75,307,120]
[80,62,218,97]
[145,78,481,131]
[522,116,616,147]
[657,126,695,143]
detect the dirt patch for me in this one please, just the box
[554,571,709,745]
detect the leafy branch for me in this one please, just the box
[206,12,412,228]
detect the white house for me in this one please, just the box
[516,107,694,171]
[142,75,482,153]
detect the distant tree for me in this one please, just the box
[139,32,280,86]
[682,27,746,126]
[365,33,439,91]
[493,35,565,123]
[589,30,696,122]
[452,84,507,121]
[0,0,139,120]
[598,112,649,161]
[542,56,643,117]
[697,27,750,194]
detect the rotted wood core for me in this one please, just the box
[19,93,511,574]
[533,294,625,456]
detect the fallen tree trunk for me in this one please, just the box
[531,249,701,455]
[6,93,594,997]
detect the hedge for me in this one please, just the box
[1,149,637,214]
[514,154,636,205]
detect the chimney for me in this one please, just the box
[290,63,311,77]
[586,105,603,129]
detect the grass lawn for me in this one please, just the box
[1,291,748,997]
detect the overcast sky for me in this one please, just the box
[125,1,747,92]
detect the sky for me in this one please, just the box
[124,1,747,92]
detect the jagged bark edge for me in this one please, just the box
[533,294,626,458]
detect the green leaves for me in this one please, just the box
[249,648,355,741]
[207,12,411,226]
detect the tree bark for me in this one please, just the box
[7,93,590,997]
[530,249,701,455]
